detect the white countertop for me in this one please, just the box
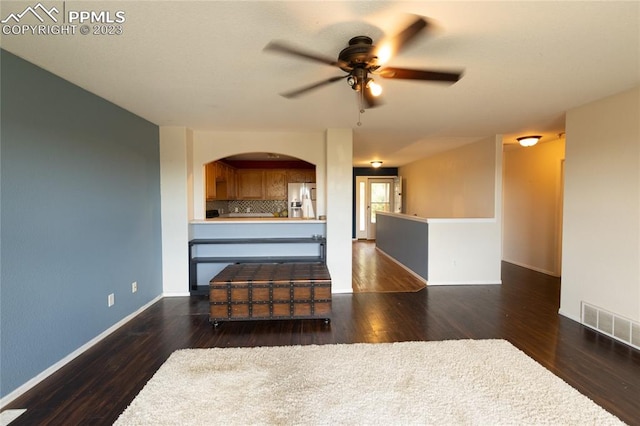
[376,211,496,224]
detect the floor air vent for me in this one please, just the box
[581,302,640,350]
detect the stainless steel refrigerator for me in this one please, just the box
[288,183,316,219]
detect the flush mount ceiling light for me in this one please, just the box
[371,161,383,168]
[517,135,542,147]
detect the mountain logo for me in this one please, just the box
[1,2,59,24]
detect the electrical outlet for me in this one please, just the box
[108,293,115,307]
[132,281,138,293]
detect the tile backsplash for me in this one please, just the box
[206,200,288,215]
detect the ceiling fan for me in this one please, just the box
[264,15,463,110]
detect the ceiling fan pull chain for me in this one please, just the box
[357,88,364,126]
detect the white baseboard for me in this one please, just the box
[558,309,581,323]
[502,259,560,277]
[162,292,191,297]
[0,409,26,424]
[0,295,163,409]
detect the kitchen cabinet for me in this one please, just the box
[236,169,264,199]
[287,169,316,183]
[264,170,287,200]
[226,166,236,199]
[216,167,316,201]
[215,162,226,181]
[206,161,236,200]
[205,162,217,200]
[237,169,288,200]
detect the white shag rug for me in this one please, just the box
[115,340,623,425]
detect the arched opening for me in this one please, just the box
[204,152,316,218]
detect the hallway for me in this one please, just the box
[352,240,425,293]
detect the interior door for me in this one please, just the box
[367,178,394,240]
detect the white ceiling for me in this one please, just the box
[1,1,638,167]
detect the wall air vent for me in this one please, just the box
[581,302,640,350]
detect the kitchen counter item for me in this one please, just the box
[288,183,316,219]
[302,196,315,219]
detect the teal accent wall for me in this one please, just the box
[0,50,163,398]
[376,214,428,280]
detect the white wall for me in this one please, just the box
[325,129,353,293]
[427,219,502,285]
[399,137,496,218]
[159,127,190,295]
[561,86,640,322]
[503,138,565,276]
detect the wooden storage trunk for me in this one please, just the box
[209,263,331,326]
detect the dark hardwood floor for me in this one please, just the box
[352,240,425,293]
[4,245,640,425]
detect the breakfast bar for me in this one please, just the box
[189,217,326,293]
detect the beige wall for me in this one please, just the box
[561,86,640,322]
[399,137,496,218]
[503,138,565,276]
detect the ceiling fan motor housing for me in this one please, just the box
[339,36,378,91]
[338,36,376,71]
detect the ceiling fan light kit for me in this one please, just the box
[517,136,542,147]
[264,14,464,124]
[366,80,382,97]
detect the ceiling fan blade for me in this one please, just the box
[378,67,463,83]
[264,41,346,68]
[371,15,429,65]
[281,75,347,99]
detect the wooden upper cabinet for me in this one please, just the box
[236,169,264,199]
[208,165,316,201]
[205,162,217,200]
[286,169,316,183]
[216,162,227,181]
[206,161,237,200]
[264,170,287,200]
[226,167,236,200]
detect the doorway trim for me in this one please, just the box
[355,175,397,240]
